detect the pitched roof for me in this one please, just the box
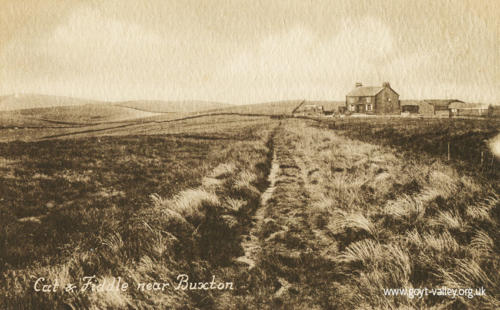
[346,86,383,97]
[423,99,462,109]
[401,100,426,106]
[448,102,490,109]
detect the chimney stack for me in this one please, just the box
[355,82,362,88]
[382,82,390,88]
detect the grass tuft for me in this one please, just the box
[470,230,494,257]
[337,239,382,265]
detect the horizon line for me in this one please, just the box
[0,92,499,106]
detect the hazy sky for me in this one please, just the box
[0,0,498,104]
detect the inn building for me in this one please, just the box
[346,82,400,115]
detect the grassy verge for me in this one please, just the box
[297,120,499,309]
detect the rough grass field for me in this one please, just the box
[1,114,498,309]
[0,116,278,309]
[216,119,499,309]
[321,117,500,182]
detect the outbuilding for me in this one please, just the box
[422,100,460,117]
[449,102,490,117]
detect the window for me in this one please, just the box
[350,104,356,111]
[366,104,373,111]
[349,97,355,103]
[366,97,371,103]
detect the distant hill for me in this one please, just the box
[0,94,232,113]
[0,94,100,111]
[114,100,232,113]
[0,94,233,127]
[0,104,165,127]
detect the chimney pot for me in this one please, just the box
[355,82,362,88]
[382,82,390,88]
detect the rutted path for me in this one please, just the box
[234,149,280,269]
[222,122,337,309]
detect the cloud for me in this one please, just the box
[0,3,498,104]
[213,15,498,103]
[213,17,400,102]
[40,7,185,86]
[0,6,221,101]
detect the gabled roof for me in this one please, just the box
[448,102,490,109]
[423,99,462,109]
[400,100,426,106]
[346,87,384,97]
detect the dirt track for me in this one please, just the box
[218,121,339,309]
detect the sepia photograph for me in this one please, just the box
[0,0,499,309]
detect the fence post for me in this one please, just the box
[447,142,450,161]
